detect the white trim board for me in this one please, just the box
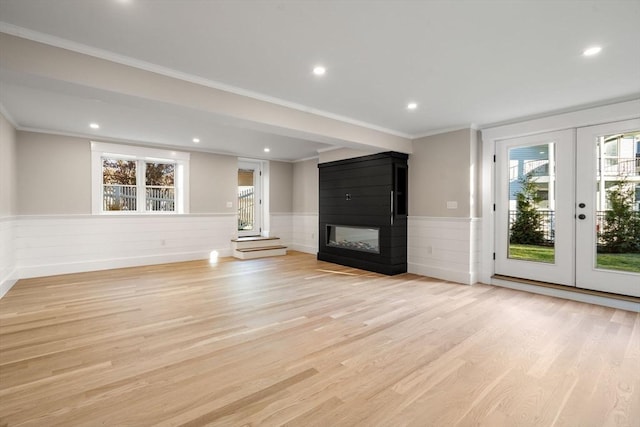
[0,274,18,299]
[0,217,16,298]
[482,99,640,141]
[16,250,228,280]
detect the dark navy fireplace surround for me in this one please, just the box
[317,152,408,275]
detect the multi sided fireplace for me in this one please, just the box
[317,152,408,275]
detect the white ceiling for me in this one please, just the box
[1,0,639,161]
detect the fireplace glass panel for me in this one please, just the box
[327,225,380,253]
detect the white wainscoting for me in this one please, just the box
[14,214,236,279]
[269,212,318,255]
[0,217,17,298]
[408,216,482,285]
[268,212,317,255]
[268,213,293,246]
[4,213,483,297]
[291,213,318,254]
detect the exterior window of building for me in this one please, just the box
[102,158,138,211]
[145,162,175,212]
[92,142,189,214]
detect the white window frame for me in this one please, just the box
[91,142,190,214]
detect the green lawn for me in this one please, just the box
[596,253,640,273]
[509,244,555,263]
[509,244,640,273]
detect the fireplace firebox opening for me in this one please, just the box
[326,225,380,254]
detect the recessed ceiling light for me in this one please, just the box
[583,46,602,56]
[264,147,271,153]
[89,123,100,129]
[407,102,418,110]
[192,138,200,143]
[313,66,326,76]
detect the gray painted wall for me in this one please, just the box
[293,158,318,213]
[472,129,482,218]
[0,114,17,217]
[189,151,237,214]
[15,131,243,215]
[409,128,477,218]
[17,131,91,215]
[12,127,479,219]
[269,161,293,213]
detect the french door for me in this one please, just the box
[495,119,640,297]
[496,129,575,286]
[576,120,640,296]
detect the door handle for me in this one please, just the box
[390,191,394,225]
[578,214,586,220]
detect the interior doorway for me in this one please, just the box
[237,160,263,237]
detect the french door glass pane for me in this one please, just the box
[238,169,255,231]
[595,131,640,273]
[508,144,556,263]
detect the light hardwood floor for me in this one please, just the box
[0,251,638,426]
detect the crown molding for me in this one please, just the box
[410,125,475,140]
[0,22,411,140]
[293,155,320,163]
[0,101,18,128]
[315,146,343,153]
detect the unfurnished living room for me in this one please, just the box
[0,1,639,426]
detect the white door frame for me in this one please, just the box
[237,159,264,237]
[481,100,640,286]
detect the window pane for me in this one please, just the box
[238,169,255,231]
[145,162,175,211]
[145,163,175,186]
[595,131,640,273]
[508,144,556,263]
[102,158,137,211]
[603,139,618,157]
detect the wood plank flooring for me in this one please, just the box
[0,251,638,426]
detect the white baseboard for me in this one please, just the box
[470,270,480,285]
[408,262,473,285]
[0,268,18,299]
[16,249,232,280]
[289,244,317,255]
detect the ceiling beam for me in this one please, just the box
[0,33,412,154]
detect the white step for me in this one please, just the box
[233,245,287,260]
[231,236,281,250]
